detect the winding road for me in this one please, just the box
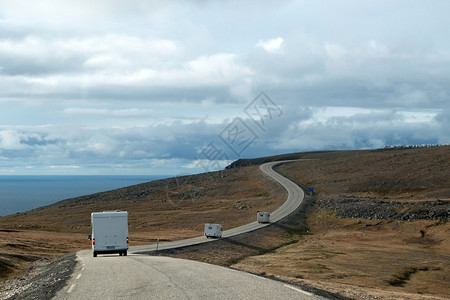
[131,160,305,253]
[53,161,324,299]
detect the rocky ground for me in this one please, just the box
[317,197,449,221]
[0,253,76,300]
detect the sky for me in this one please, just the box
[0,0,449,175]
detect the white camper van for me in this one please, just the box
[89,211,129,257]
[204,223,222,238]
[257,212,270,223]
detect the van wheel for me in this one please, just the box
[93,252,97,257]
[124,250,127,256]
[119,252,122,256]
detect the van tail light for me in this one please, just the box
[126,237,129,244]
[93,238,95,246]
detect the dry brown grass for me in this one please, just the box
[0,230,87,281]
[274,146,450,200]
[0,166,283,234]
[230,146,450,299]
[232,211,450,299]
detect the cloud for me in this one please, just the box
[0,35,179,76]
[0,33,252,103]
[63,107,154,117]
[1,1,450,174]
[0,129,25,150]
[50,165,81,169]
[271,107,444,151]
[1,102,449,175]
[0,119,228,172]
[257,37,284,53]
[0,0,179,24]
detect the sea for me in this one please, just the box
[0,175,170,217]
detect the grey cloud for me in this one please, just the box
[1,1,450,175]
[434,109,450,144]
[0,120,225,165]
[270,109,444,152]
[246,41,450,109]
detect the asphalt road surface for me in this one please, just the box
[54,161,322,299]
[54,251,326,300]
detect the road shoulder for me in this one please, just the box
[0,253,76,300]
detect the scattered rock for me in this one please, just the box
[317,198,449,221]
[0,253,76,300]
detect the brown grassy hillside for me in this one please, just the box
[1,146,449,299]
[274,145,450,200]
[0,165,285,282]
[232,146,450,299]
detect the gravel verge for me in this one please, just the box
[0,253,76,300]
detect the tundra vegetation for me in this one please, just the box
[1,146,449,300]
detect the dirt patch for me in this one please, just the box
[387,267,431,287]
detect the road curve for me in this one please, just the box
[53,160,317,300]
[132,160,305,253]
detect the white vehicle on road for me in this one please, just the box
[89,211,129,257]
[204,223,222,238]
[257,212,270,223]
